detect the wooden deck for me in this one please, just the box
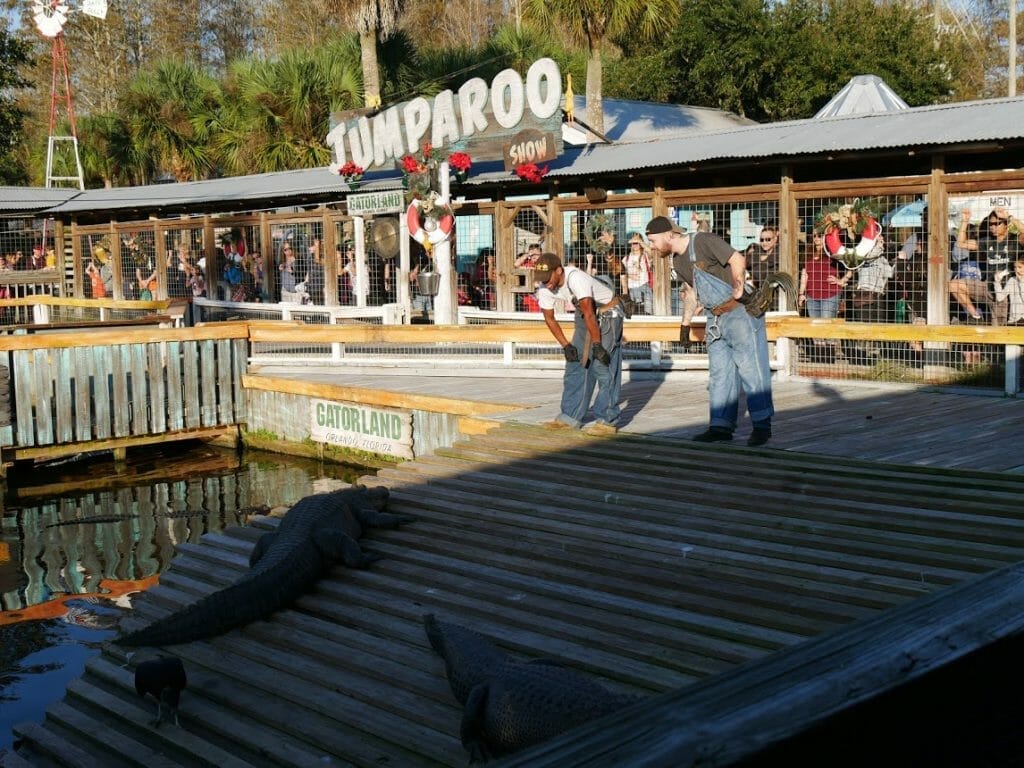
[5,375,1024,766]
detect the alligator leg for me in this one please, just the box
[249,531,277,567]
[461,683,494,765]
[315,528,379,568]
[355,508,418,528]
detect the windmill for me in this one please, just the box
[31,0,108,189]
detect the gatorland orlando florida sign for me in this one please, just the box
[326,58,564,174]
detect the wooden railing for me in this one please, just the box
[0,322,249,468]
[0,316,1020,472]
[0,294,176,330]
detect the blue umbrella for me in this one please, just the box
[883,198,926,228]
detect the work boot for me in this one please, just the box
[692,427,733,443]
[747,427,772,447]
[542,419,573,430]
[582,421,618,437]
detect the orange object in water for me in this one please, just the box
[0,574,159,626]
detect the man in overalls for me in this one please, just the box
[533,252,624,436]
[645,216,774,446]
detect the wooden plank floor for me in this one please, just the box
[289,370,1024,471]
[7,404,1024,767]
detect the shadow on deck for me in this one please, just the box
[6,421,1024,767]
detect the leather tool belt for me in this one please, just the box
[710,297,742,316]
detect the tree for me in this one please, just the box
[120,59,222,182]
[0,20,30,184]
[523,0,680,135]
[215,39,363,174]
[609,0,975,121]
[78,113,140,187]
[321,0,407,108]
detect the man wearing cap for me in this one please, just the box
[645,216,774,446]
[533,252,623,436]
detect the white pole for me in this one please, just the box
[433,161,457,325]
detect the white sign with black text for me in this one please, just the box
[310,400,413,460]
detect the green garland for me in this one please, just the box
[585,212,616,256]
[814,198,878,235]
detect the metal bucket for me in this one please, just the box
[417,271,440,296]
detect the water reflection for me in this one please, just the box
[0,442,371,752]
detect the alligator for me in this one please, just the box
[117,485,413,646]
[45,504,269,528]
[424,613,641,763]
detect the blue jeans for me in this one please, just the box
[628,284,654,315]
[556,308,623,427]
[693,269,774,430]
[806,295,840,318]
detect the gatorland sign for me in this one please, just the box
[326,58,564,173]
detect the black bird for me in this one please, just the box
[134,657,187,727]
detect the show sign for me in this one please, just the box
[326,58,563,172]
[310,400,413,460]
[504,127,558,171]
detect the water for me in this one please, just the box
[0,441,374,754]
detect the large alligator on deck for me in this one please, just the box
[424,613,642,763]
[117,485,414,646]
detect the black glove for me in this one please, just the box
[678,324,692,350]
[590,343,611,366]
[563,344,580,363]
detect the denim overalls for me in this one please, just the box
[556,295,624,428]
[689,234,774,430]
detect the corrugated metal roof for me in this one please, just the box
[0,186,80,214]
[542,95,1024,178]
[814,74,909,118]
[46,166,360,214]
[566,96,755,143]
[3,94,1022,217]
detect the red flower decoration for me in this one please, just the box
[449,152,472,172]
[401,154,426,174]
[337,161,364,180]
[514,163,549,183]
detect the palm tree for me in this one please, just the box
[523,0,680,135]
[323,0,407,108]
[78,113,140,188]
[216,39,363,175]
[120,60,223,182]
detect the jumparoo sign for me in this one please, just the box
[326,58,563,172]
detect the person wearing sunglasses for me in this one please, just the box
[744,223,780,295]
[951,206,1024,323]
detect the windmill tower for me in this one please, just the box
[31,0,108,189]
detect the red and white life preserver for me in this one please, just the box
[407,198,453,251]
[824,215,881,262]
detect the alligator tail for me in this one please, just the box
[424,614,509,703]
[117,567,303,646]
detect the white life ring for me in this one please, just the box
[824,215,882,267]
[407,199,453,250]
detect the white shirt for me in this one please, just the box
[623,249,651,289]
[536,265,615,311]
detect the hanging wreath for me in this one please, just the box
[406,194,454,253]
[815,199,883,268]
[584,212,616,257]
